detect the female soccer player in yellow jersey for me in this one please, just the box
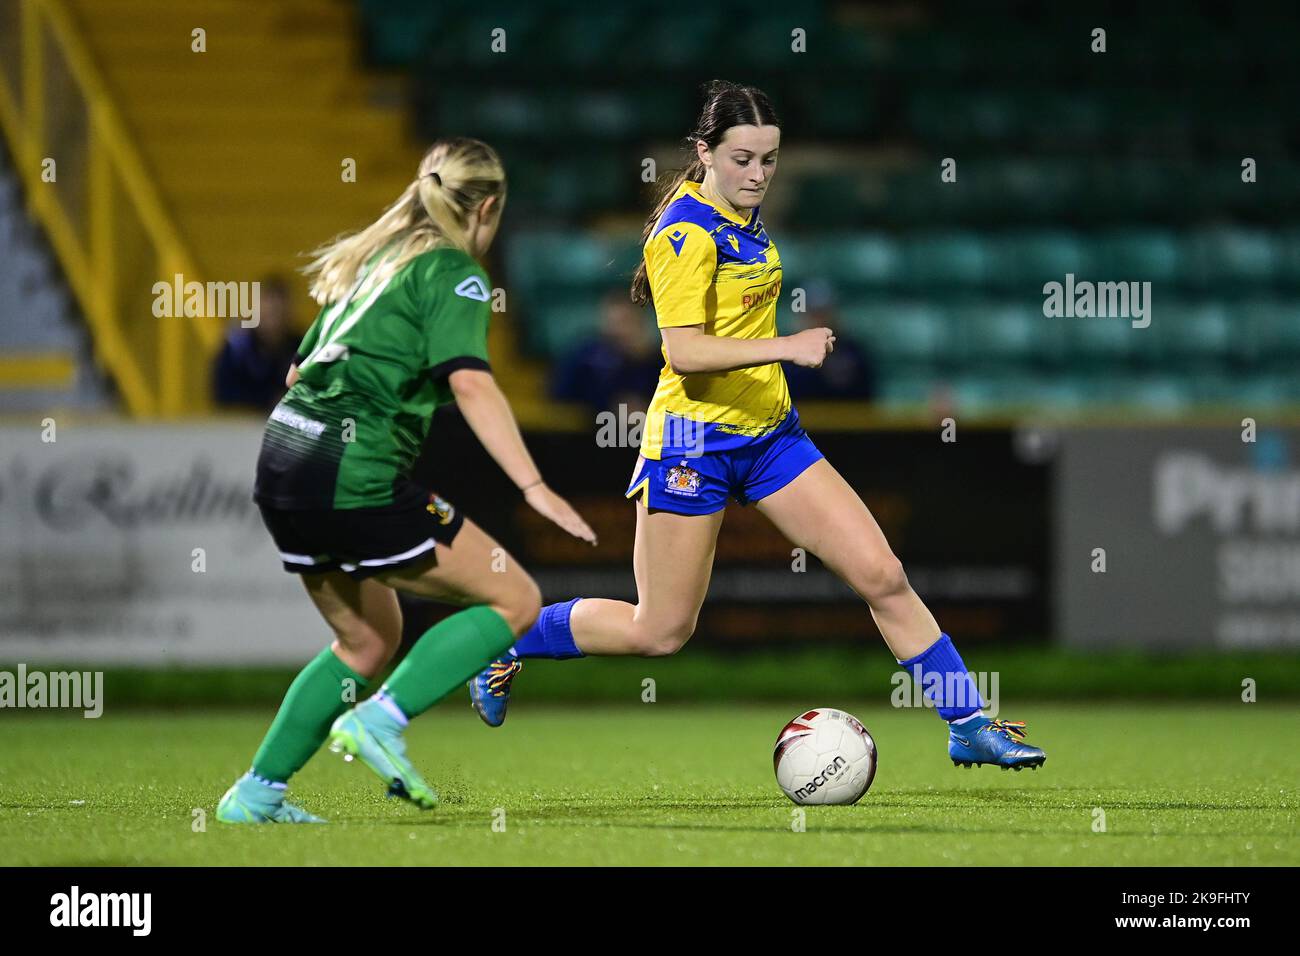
[217,138,596,823]
[472,82,1045,771]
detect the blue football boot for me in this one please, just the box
[949,717,1046,770]
[468,656,523,727]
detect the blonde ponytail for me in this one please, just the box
[303,138,506,305]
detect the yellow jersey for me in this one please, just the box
[640,179,790,459]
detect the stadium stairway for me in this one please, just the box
[64,0,418,285]
[62,0,542,413]
[0,141,110,412]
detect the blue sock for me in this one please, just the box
[509,598,585,660]
[897,632,984,722]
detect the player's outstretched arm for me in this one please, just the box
[448,367,597,544]
[662,325,835,374]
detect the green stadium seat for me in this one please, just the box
[621,13,727,69]
[1227,376,1300,406]
[1184,228,1278,290]
[879,166,984,227]
[792,82,877,138]
[878,373,938,405]
[780,234,901,288]
[1125,377,1194,411]
[1075,374,1191,411]
[986,160,1088,222]
[1273,229,1300,289]
[526,297,603,356]
[984,231,1090,290]
[1092,231,1183,286]
[1153,303,1232,364]
[424,11,546,67]
[1240,300,1300,365]
[435,87,544,139]
[790,173,871,229]
[952,303,1063,367]
[535,13,630,70]
[510,234,638,286]
[1062,312,1140,365]
[901,233,988,288]
[842,300,947,368]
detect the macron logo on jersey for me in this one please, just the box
[667,229,688,257]
[454,276,490,302]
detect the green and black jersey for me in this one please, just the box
[254,246,492,510]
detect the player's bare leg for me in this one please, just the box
[467,503,724,725]
[217,576,402,823]
[303,574,405,678]
[376,518,542,632]
[328,518,542,806]
[753,458,937,661]
[571,504,724,655]
[755,458,1045,770]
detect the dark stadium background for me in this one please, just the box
[2,0,1298,703]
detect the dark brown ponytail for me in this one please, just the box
[630,80,780,306]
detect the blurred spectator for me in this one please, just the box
[212,275,298,412]
[783,279,878,400]
[550,289,661,415]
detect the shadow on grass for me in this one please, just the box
[324,787,1291,838]
[336,813,1286,839]
[875,788,1292,812]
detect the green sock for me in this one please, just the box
[383,605,515,719]
[251,647,368,784]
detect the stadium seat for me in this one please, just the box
[1092,231,1183,287]
[952,303,1064,368]
[525,297,604,356]
[842,300,948,369]
[780,234,901,288]
[1183,228,1278,290]
[901,233,988,288]
[984,231,1091,290]
[1152,303,1233,366]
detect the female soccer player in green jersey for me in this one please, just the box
[471,82,1046,772]
[217,138,596,822]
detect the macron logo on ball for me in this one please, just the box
[454,276,490,301]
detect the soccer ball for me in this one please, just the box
[773,707,877,805]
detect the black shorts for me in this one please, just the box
[258,483,465,579]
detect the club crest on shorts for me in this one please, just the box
[664,460,701,497]
[426,492,455,524]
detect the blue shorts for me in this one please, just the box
[624,409,824,516]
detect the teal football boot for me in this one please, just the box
[327,699,438,809]
[216,772,325,823]
[949,717,1046,770]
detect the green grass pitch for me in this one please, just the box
[2,702,1295,866]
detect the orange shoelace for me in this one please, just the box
[979,718,1028,740]
[485,659,522,696]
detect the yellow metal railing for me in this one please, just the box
[0,0,217,415]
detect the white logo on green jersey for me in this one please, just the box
[454,276,490,302]
[299,274,394,369]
